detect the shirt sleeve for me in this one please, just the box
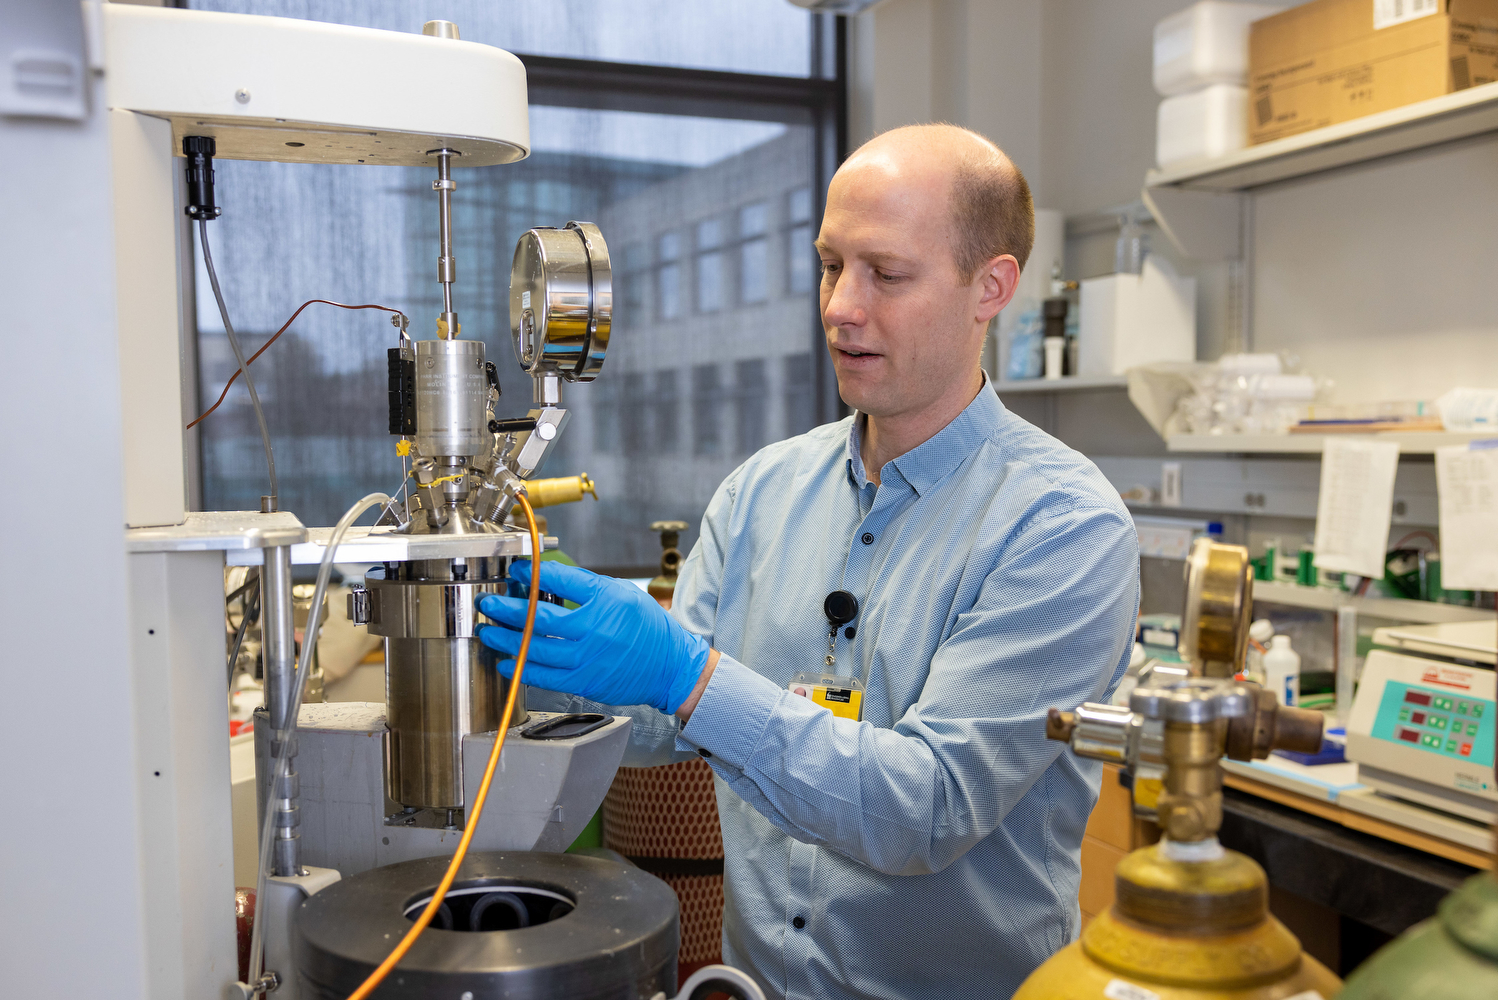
[675,498,1139,877]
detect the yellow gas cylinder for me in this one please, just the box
[1017,539,1340,1000]
[1015,842,1340,999]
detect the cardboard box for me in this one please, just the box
[1248,0,1498,144]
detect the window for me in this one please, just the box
[696,219,724,314]
[738,202,770,305]
[692,364,723,457]
[658,232,682,321]
[783,353,814,439]
[187,0,843,570]
[735,359,769,455]
[653,370,680,451]
[787,186,817,295]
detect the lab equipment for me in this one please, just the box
[1438,386,1498,431]
[1153,1,1286,96]
[1344,621,1497,829]
[97,8,718,999]
[478,560,713,715]
[1262,633,1301,706]
[647,519,690,606]
[1156,82,1250,167]
[1017,537,1333,999]
[1077,255,1196,378]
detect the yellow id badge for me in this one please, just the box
[788,672,864,721]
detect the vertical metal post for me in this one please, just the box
[434,149,458,339]
[261,544,300,876]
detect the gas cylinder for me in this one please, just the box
[1337,867,1498,999]
[1015,540,1341,1000]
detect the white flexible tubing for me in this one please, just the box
[245,493,391,989]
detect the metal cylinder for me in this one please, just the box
[260,544,302,875]
[414,339,488,461]
[293,852,679,1000]
[366,562,527,809]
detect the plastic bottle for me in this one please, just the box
[1244,618,1274,685]
[1263,634,1300,707]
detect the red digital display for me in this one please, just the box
[1397,727,1421,743]
[1411,711,1427,725]
[1405,690,1432,707]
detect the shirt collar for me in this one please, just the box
[845,372,1004,497]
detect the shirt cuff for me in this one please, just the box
[675,652,784,769]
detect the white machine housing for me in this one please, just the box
[1346,622,1497,824]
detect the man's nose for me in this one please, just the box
[822,269,867,330]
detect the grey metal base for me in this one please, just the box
[279,702,631,879]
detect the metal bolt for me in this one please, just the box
[235,88,251,104]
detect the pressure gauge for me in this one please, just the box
[509,221,612,382]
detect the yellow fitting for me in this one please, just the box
[525,473,597,509]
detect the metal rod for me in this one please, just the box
[434,149,458,339]
[261,544,301,875]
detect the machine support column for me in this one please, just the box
[261,543,301,876]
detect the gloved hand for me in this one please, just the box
[476,560,712,715]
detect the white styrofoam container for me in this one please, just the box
[1153,1,1285,96]
[1078,256,1197,377]
[1156,83,1249,168]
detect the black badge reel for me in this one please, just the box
[787,590,865,721]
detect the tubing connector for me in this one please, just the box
[411,458,450,529]
[470,465,527,525]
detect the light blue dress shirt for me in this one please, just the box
[540,380,1139,999]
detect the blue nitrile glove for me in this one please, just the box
[475,560,711,715]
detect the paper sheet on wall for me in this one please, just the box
[1312,438,1400,579]
[1437,440,1498,591]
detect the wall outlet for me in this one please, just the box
[1161,462,1183,507]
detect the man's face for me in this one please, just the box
[815,153,989,420]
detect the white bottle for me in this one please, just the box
[1245,618,1274,685]
[1263,634,1301,707]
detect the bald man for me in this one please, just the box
[479,124,1140,999]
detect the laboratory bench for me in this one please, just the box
[1080,763,1487,977]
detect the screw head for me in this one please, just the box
[234,87,251,104]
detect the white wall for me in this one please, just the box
[0,6,148,999]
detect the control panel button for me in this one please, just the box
[1468,722,1481,736]
[1446,739,1459,753]
[1461,742,1473,757]
[1431,715,1448,730]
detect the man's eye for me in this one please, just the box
[819,261,840,275]
[877,271,901,282]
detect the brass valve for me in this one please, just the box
[1047,674,1323,842]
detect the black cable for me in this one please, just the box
[227,579,261,687]
[199,219,278,503]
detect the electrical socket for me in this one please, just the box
[1161,462,1183,507]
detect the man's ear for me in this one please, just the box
[976,254,1021,324]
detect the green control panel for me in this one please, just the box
[1371,681,1495,768]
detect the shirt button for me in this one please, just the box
[845,627,856,640]
[861,532,874,545]
[792,916,806,929]
[697,748,712,758]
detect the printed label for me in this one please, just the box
[1103,980,1160,1000]
[521,290,532,309]
[1373,0,1438,31]
[788,673,863,721]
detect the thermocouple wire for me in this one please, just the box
[344,492,544,1000]
[198,219,278,503]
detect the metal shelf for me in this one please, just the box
[994,375,1128,395]
[1252,580,1491,624]
[1142,82,1498,261]
[1165,432,1495,455]
[1147,81,1498,193]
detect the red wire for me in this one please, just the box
[186,300,406,430]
